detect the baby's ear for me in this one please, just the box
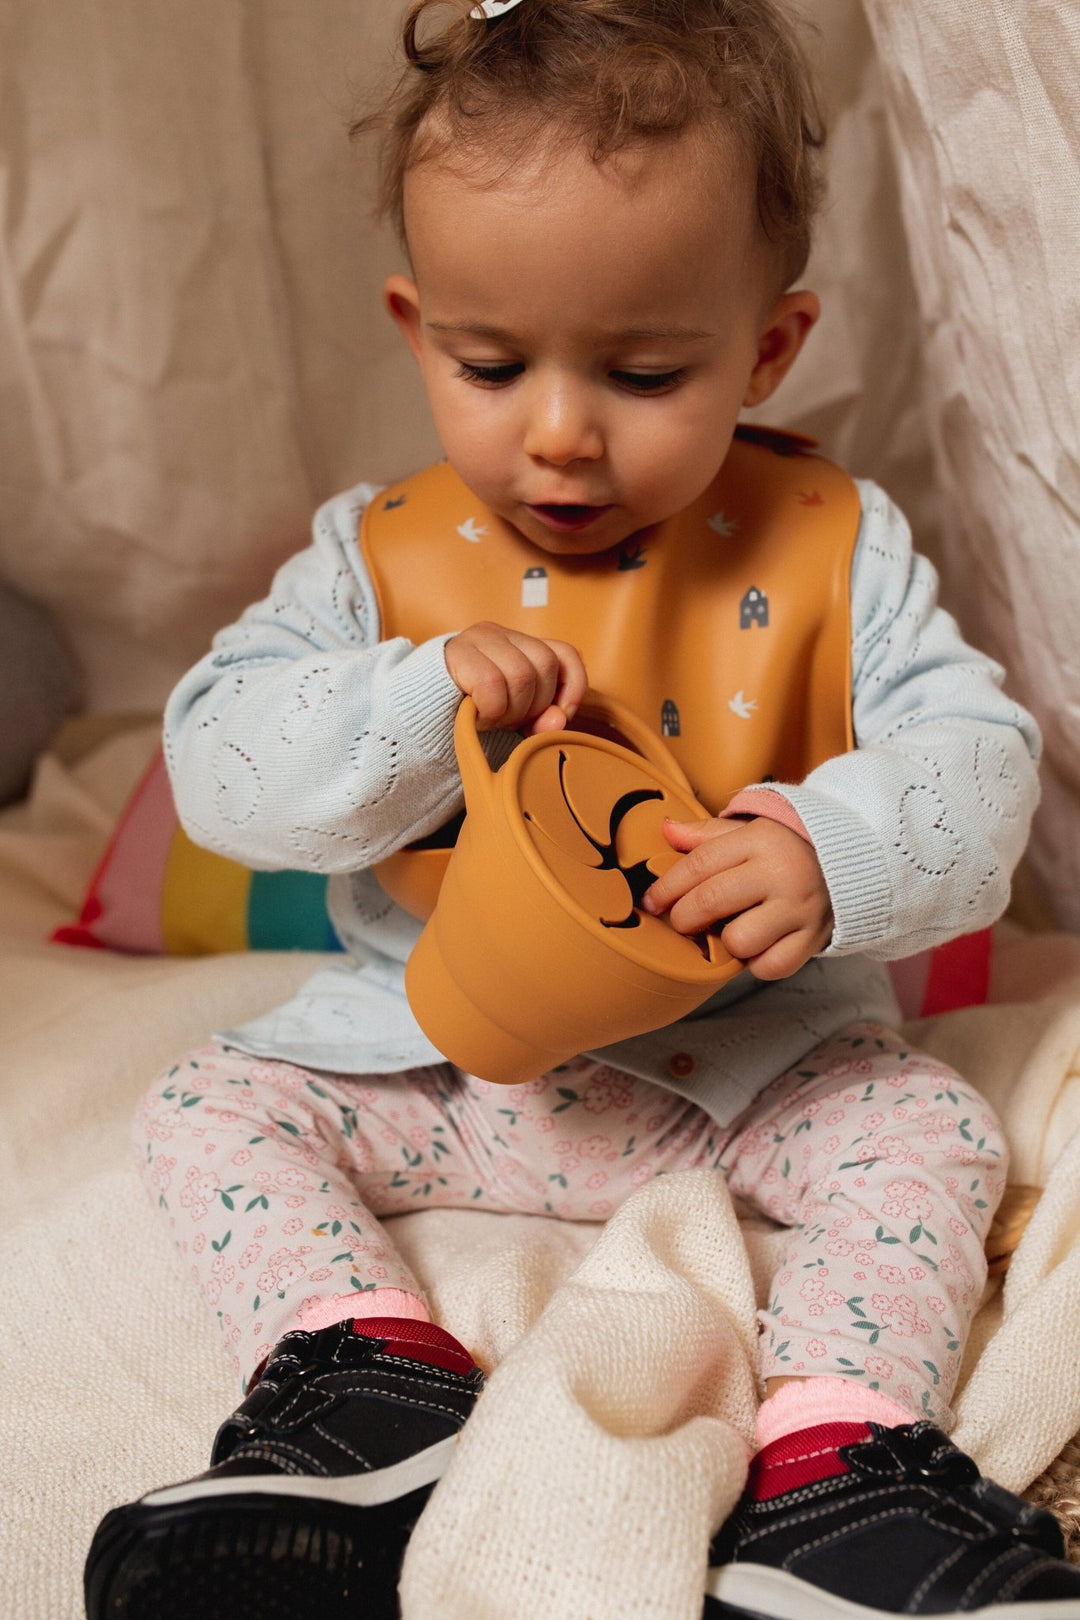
[743,290,820,408]
[384,275,424,361]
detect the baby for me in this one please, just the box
[85,1,1080,1617]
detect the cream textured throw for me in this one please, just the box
[401,1172,760,1620]
[4,731,1080,1620]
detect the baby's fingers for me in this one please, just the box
[645,871,761,945]
[647,822,748,913]
[732,912,831,981]
[660,816,734,852]
[445,622,581,731]
[451,646,527,728]
[522,637,588,734]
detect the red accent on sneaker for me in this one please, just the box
[749,1421,873,1501]
[351,1316,477,1376]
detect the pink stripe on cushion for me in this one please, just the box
[887,950,932,1021]
[57,751,175,954]
[93,752,177,953]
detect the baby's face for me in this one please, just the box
[387,132,817,555]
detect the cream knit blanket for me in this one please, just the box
[3,730,1080,1620]
[399,996,1080,1619]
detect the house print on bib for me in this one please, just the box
[740,586,769,629]
[661,699,681,737]
[522,566,549,608]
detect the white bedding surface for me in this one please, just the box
[4,726,1080,1619]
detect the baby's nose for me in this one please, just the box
[523,382,604,465]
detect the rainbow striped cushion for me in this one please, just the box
[51,749,993,1009]
[53,750,343,956]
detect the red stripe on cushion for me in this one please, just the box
[920,928,993,1017]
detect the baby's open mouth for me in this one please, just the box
[529,503,612,531]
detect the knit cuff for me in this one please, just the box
[723,789,813,843]
[742,783,894,954]
[384,634,462,766]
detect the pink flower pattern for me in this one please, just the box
[135,1026,1004,1415]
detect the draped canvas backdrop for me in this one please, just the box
[0,0,1077,921]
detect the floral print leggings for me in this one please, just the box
[136,1022,1006,1422]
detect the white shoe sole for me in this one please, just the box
[142,1432,458,1511]
[706,1560,1080,1620]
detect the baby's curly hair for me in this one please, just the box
[353,0,826,288]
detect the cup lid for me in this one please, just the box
[509,730,730,980]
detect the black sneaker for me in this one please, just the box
[85,1317,483,1620]
[704,1420,1080,1618]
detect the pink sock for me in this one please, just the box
[756,1376,915,1450]
[298,1287,430,1335]
[292,1288,476,1375]
[745,1379,917,1502]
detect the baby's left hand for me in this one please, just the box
[641,816,833,980]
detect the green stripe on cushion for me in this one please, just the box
[247,869,343,952]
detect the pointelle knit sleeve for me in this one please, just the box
[163,485,484,873]
[732,481,1041,960]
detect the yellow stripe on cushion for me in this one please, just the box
[160,827,251,955]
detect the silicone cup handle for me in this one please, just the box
[453,696,497,815]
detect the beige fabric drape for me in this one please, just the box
[0,0,1077,920]
[856,0,1080,928]
[0,1,439,704]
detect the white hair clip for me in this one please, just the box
[469,0,528,18]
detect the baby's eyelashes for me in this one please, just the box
[609,368,687,393]
[455,360,524,386]
[452,361,688,393]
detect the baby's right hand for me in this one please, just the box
[444,621,588,734]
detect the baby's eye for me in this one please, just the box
[610,369,687,393]
[455,361,524,387]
